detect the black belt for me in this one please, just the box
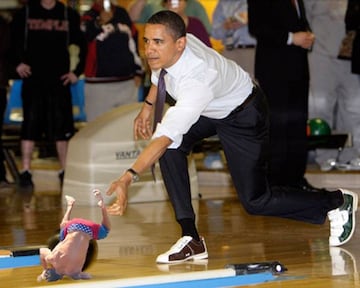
[231,85,257,114]
[85,76,134,83]
[237,44,255,49]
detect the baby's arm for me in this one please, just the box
[39,248,51,269]
[71,272,92,280]
[37,248,51,281]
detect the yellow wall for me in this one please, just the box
[198,0,223,50]
[198,0,217,22]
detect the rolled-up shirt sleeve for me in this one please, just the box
[152,79,214,149]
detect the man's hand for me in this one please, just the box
[106,176,131,215]
[223,17,243,30]
[292,31,315,49]
[16,63,31,78]
[224,11,248,30]
[134,105,153,140]
[60,72,78,86]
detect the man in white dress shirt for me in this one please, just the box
[106,10,357,264]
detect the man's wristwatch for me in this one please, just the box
[127,168,140,182]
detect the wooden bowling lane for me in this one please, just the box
[1,185,360,287]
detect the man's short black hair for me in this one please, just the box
[147,10,186,40]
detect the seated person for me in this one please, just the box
[37,190,111,282]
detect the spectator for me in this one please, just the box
[248,0,317,191]
[304,0,360,166]
[82,0,144,122]
[0,13,12,190]
[10,0,87,188]
[212,0,256,77]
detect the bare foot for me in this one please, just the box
[65,195,75,206]
[93,189,104,208]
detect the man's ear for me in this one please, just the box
[176,36,186,52]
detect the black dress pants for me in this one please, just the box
[159,86,343,225]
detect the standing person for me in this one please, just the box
[106,11,357,264]
[304,0,360,166]
[82,0,144,122]
[37,190,111,282]
[248,0,317,190]
[212,0,256,77]
[10,0,87,188]
[0,13,12,189]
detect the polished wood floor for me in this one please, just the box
[1,156,360,287]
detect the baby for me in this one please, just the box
[37,190,111,282]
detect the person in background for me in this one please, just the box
[304,0,360,167]
[82,0,144,122]
[10,0,87,189]
[106,11,357,265]
[248,0,319,191]
[128,0,211,34]
[163,0,211,47]
[0,13,12,190]
[212,0,256,77]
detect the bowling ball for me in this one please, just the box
[307,118,331,136]
[47,233,98,270]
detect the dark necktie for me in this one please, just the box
[153,69,167,132]
[151,69,167,180]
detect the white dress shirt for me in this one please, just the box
[152,33,254,148]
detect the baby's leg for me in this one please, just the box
[94,189,111,231]
[93,189,104,208]
[60,195,75,228]
[65,195,75,206]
